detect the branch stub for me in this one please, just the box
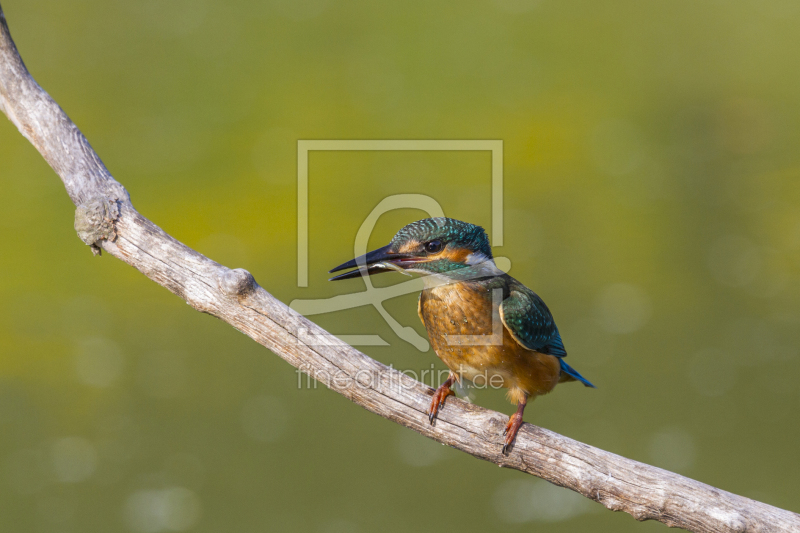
[74,196,120,255]
[219,267,258,298]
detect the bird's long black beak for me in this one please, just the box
[328,244,421,281]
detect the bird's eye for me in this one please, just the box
[425,240,443,253]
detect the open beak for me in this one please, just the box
[328,244,424,281]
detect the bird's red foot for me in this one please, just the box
[428,376,455,424]
[502,394,529,455]
[502,412,524,454]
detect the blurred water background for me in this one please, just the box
[1,0,799,531]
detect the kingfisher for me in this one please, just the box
[329,217,595,453]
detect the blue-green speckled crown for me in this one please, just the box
[390,218,492,258]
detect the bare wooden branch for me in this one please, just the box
[1,6,798,532]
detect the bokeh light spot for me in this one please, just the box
[51,437,97,484]
[75,337,124,388]
[240,395,289,443]
[595,283,652,334]
[394,428,445,467]
[648,428,696,473]
[493,478,591,523]
[124,487,201,533]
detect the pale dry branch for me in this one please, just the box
[1,6,798,532]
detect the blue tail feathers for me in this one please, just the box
[559,359,596,388]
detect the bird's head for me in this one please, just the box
[329,217,495,281]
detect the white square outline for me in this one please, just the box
[297,139,503,287]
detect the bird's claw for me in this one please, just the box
[502,412,524,454]
[428,398,444,424]
[427,380,454,426]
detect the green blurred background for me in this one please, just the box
[1,0,799,531]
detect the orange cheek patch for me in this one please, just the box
[442,247,472,263]
[397,239,421,254]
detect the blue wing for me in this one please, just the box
[499,283,567,357]
[499,280,596,388]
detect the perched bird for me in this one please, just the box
[329,217,594,453]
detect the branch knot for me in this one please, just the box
[219,268,257,298]
[74,196,121,255]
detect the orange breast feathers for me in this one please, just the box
[417,281,561,401]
